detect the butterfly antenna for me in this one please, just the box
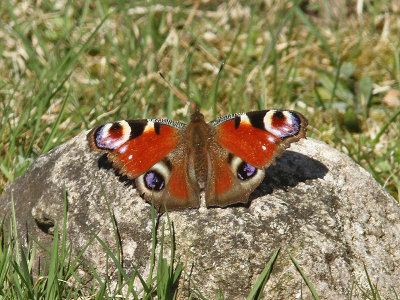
[193,103,200,113]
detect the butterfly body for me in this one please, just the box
[184,111,210,188]
[87,109,307,211]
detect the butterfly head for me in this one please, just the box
[190,110,205,123]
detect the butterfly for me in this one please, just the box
[87,108,308,211]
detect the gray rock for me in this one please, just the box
[1,131,399,299]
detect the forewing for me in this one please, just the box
[211,110,308,168]
[87,118,185,178]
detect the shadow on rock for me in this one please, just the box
[249,151,329,201]
[97,150,328,206]
[98,154,136,186]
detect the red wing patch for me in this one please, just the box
[158,157,199,211]
[168,166,189,200]
[215,121,280,167]
[88,122,181,178]
[112,125,179,177]
[213,160,234,195]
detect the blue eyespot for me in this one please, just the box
[144,171,165,191]
[237,162,257,180]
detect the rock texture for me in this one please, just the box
[1,131,399,299]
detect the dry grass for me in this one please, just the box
[1,1,400,298]
[1,1,399,195]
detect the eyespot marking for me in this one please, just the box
[110,122,121,131]
[237,162,257,180]
[144,171,165,191]
[229,155,259,181]
[95,120,131,150]
[273,110,284,120]
[162,157,173,171]
[136,160,171,194]
[263,110,300,139]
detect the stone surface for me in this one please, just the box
[1,131,400,299]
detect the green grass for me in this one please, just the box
[1,198,396,299]
[0,192,288,299]
[1,0,400,298]
[0,0,399,200]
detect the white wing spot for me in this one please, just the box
[144,121,155,133]
[283,111,293,125]
[119,145,128,153]
[240,114,251,125]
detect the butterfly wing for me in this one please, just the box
[206,110,308,207]
[87,110,307,210]
[134,145,200,211]
[87,118,199,211]
[205,146,266,207]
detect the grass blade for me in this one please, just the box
[45,225,60,299]
[372,107,400,145]
[288,252,320,300]
[41,91,70,154]
[247,248,280,300]
[293,4,336,64]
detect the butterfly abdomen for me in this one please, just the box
[185,115,213,188]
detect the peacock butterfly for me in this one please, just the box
[87,108,308,211]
